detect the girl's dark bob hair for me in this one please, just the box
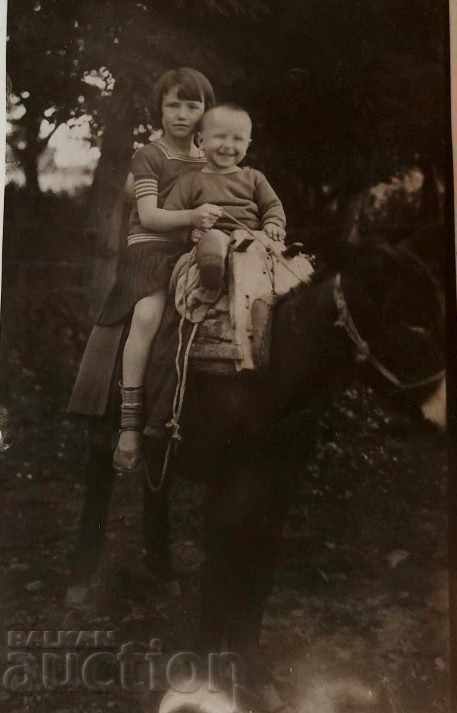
[152,67,215,125]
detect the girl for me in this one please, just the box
[68,67,222,472]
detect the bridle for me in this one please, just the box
[333,272,445,392]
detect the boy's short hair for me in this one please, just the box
[152,67,216,124]
[201,102,252,131]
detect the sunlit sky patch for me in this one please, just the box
[49,119,100,168]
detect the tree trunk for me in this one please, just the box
[15,98,47,198]
[16,135,41,198]
[87,75,137,318]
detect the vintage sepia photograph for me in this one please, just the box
[0,1,453,712]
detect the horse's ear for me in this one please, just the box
[335,241,398,295]
[336,239,397,270]
[299,228,372,271]
[306,235,358,271]
[331,238,361,269]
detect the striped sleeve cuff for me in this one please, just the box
[134,178,158,200]
[261,218,286,228]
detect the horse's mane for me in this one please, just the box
[279,240,442,308]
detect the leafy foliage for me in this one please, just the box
[6,0,450,222]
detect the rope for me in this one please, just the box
[145,255,201,493]
[145,315,200,493]
[333,273,445,392]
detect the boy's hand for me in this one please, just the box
[264,223,285,241]
[192,204,223,229]
[191,228,205,243]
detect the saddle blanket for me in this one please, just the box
[171,230,314,373]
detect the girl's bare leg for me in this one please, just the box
[117,291,166,457]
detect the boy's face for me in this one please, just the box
[199,108,252,171]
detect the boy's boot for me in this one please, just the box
[196,229,231,290]
[113,384,144,473]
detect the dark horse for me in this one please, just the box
[68,241,444,694]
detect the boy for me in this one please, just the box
[164,103,286,288]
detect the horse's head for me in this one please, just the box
[337,242,445,424]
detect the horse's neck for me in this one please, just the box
[272,274,356,410]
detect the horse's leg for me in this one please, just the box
[225,478,290,672]
[199,445,292,691]
[65,417,115,605]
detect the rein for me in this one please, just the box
[333,273,445,392]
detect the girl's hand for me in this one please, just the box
[191,204,223,229]
[264,223,285,241]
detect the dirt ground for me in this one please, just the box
[0,331,449,713]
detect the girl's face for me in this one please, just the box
[161,86,205,141]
